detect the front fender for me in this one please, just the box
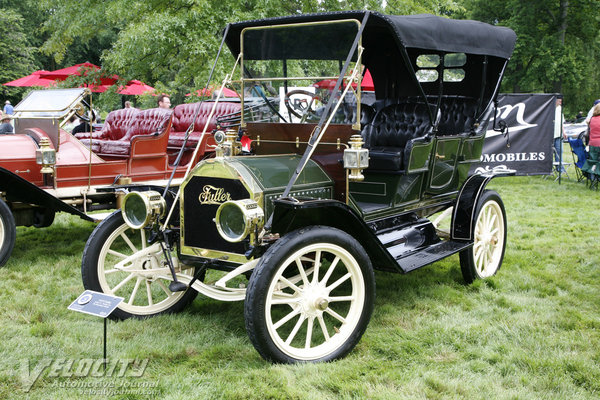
[270,198,396,270]
[0,167,93,221]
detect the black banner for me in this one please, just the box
[472,93,557,175]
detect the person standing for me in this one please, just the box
[585,99,600,124]
[3,101,14,115]
[157,95,171,109]
[0,113,14,134]
[553,98,566,172]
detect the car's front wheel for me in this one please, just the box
[0,199,16,267]
[81,211,197,320]
[245,226,375,363]
[459,190,507,283]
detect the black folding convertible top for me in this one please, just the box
[224,11,516,60]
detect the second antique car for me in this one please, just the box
[0,88,249,266]
[81,11,517,363]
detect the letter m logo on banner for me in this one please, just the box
[472,93,557,175]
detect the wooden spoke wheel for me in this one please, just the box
[245,226,375,363]
[81,211,197,320]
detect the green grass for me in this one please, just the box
[1,167,599,399]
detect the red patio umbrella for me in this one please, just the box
[313,69,374,92]
[6,63,154,95]
[118,80,155,95]
[39,62,119,85]
[187,87,239,98]
[3,70,56,87]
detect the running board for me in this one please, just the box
[396,240,472,273]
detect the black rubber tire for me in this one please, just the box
[245,226,375,363]
[459,190,507,284]
[81,211,197,320]
[0,199,16,268]
[33,208,55,228]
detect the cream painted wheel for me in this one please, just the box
[460,190,506,283]
[81,211,197,320]
[245,226,375,363]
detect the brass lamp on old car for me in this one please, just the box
[121,190,166,229]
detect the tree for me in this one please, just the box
[459,0,600,116]
[0,8,38,103]
[37,0,461,103]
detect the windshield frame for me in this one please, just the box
[13,88,90,120]
[239,19,363,128]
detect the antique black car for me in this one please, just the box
[81,11,516,363]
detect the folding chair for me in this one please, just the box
[552,145,571,181]
[568,137,588,182]
[582,146,600,190]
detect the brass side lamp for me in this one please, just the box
[343,134,369,181]
[36,138,56,175]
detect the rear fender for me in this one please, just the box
[451,168,514,240]
[270,198,396,269]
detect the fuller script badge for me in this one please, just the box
[199,185,232,205]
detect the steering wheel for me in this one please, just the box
[284,90,321,122]
[253,83,288,123]
[74,99,96,123]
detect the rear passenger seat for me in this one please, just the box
[436,97,478,136]
[169,102,242,149]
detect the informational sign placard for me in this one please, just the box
[68,290,123,318]
[472,93,557,175]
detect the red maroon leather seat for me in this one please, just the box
[98,108,172,155]
[77,108,140,152]
[169,102,242,148]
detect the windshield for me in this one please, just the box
[239,20,362,125]
[13,88,88,119]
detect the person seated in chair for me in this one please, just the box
[581,104,600,181]
[0,113,13,134]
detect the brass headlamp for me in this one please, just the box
[121,190,166,229]
[215,199,264,243]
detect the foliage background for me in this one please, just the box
[1,1,599,116]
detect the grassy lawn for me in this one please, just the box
[1,164,598,399]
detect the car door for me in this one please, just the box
[426,136,462,194]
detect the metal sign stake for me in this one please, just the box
[68,290,124,370]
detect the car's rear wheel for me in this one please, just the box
[245,226,375,363]
[81,211,197,320]
[0,199,16,267]
[459,190,507,283]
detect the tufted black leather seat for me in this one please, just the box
[437,97,477,135]
[364,103,433,171]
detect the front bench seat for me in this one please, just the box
[76,108,140,152]
[364,103,433,172]
[99,108,172,155]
